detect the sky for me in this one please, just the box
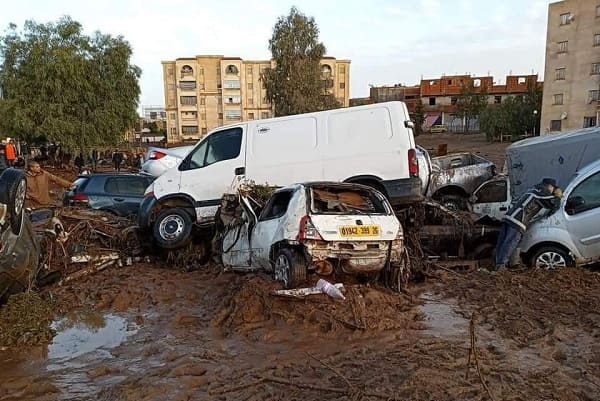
[1,0,556,108]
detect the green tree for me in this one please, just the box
[480,82,543,142]
[455,82,488,133]
[0,17,141,149]
[411,99,425,136]
[262,7,340,117]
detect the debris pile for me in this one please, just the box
[0,292,56,346]
[35,208,143,284]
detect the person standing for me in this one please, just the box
[494,178,562,270]
[5,139,17,167]
[74,152,85,174]
[91,148,99,172]
[112,149,123,172]
[25,161,72,207]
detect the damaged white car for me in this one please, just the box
[219,182,405,288]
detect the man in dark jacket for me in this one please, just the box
[495,178,562,270]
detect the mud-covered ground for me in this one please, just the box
[1,262,599,401]
[2,135,598,400]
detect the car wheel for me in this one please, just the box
[0,168,27,235]
[531,246,573,270]
[153,208,193,249]
[273,248,306,289]
[439,194,466,211]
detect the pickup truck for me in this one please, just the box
[420,151,496,210]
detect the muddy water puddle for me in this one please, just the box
[419,293,468,337]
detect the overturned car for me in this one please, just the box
[217,182,405,288]
[0,168,41,302]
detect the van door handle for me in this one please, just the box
[114,198,125,202]
[499,206,507,211]
[235,167,245,175]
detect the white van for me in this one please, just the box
[139,101,421,248]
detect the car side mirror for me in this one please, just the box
[566,196,585,215]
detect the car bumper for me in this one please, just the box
[382,177,424,206]
[138,195,158,231]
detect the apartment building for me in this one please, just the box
[162,55,350,142]
[540,0,600,133]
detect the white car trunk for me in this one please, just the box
[309,214,399,242]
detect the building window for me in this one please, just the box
[224,110,242,120]
[218,113,223,120]
[226,96,241,104]
[246,65,253,74]
[248,112,255,120]
[447,79,452,85]
[225,65,239,74]
[589,90,600,102]
[170,127,177,135]
[584,116,597,128]
[198,83,205,90]
[339,65,346,74]
[180,96,197,105]
[200,113,206,120]
[181,111,197,119]
[473,79,481,87]
[429,97,436,106]
[558,41,568,53]
[261,112,269,119]
[247,97,254,105]
[560,12,571,25]
[553,93,564,105]
[321,65,332,77]
[182,125,199,134]
[494,95,502,104]
[180,65,193,78]
[179,81,196,90]
[262,97,270,105]
[450,97,458,105]
[198,67,204,76]
[339,82,345,89]
[223,80,241,89]
[169,113,176,120]
[247,82,253,90]
[555,68,566,80]
[167,67,174,77]
[199,97,205,105]
[550,120,562,131]
[595,34,600,47]
[168,83,176,90]
[592,63,600,75]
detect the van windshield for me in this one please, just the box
[309,186,389,215]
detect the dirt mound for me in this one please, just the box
[0,292,56,346]
[212,274,424,337]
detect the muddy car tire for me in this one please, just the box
[153,208,193,249]
[438,194,467,211]
[530,246,573,270]
[274,248,306,289]
[0,168,27,235]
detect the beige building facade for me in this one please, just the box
[162,55,350,143]
[540,0,600,133]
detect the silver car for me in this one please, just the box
[141,146,194,177]
[519,159,600,269]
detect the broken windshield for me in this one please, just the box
[309,186,388,215]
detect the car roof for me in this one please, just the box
[77,173,154,179]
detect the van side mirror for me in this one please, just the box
[404,120,415,129]
[566,196,585,215]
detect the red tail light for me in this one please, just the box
[297,215,323,241]
[71,193,89,203]
[408,148,419,177]
[149,151,166,160]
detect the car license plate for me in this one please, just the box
[339,225,381,237]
